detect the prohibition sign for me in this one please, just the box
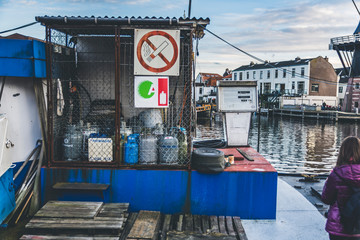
[137,30,179,73]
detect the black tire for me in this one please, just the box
[191,148,225,173]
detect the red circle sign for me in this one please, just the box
[137,30,178,73]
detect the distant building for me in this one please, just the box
[336,68,349,109]
[222,74,232,81]
[194,73,222,103]
[232,56,338,106]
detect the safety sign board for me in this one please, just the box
[134,76,169,108]
[134,29,180,76]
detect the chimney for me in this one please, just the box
[324,56,329,62]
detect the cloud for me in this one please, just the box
[39,0,152,4]
[194,1,358,73]
[7,0,37,5]
[203,2,356,56]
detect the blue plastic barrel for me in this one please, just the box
[124,134,138,165]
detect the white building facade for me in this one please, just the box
[232,57,339,107]
[232,58,311,96]
[194,73,222,103]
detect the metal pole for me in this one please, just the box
[188,0,192,18]
[353,0,360,16]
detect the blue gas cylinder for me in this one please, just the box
[124,134,138,165]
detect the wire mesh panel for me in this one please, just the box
[119,29,193,167]
[50,29,116,164]
[47,26,194,168]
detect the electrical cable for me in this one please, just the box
[198,24,356,87]
[0,22,38,35]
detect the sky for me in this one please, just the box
[1,0,360,75]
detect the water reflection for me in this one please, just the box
[196,115,360,175]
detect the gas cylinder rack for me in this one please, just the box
[36,16,210,168]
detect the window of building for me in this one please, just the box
[260,83,263,94]
[275,83,280,92]
[264,82,271,93]
[239,72,242,80]
[292,68,295,78]
[275,69,278,78]
[199,88,203,94]
[234,73,237,81]
[292,81,295,89]
[298,81,305,94]
[339,86,343,93]
[267,70,270,79]
[283,69,286,78]
[356,102,359,108]
[356,83,359,89]
[260,71,263,79]
[246,72,249,79]
[301,67,305,77]
[253,71,256,79]
[311,84,319,92]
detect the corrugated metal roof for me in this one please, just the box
[35,15,210,26]
[233,58,313,72]
[35,16,210,35]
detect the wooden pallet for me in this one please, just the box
[121,212,248,240]
[20,201,129,239]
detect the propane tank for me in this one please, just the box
[63,125,82,161]
[159,135,178,164]
[124,134,138,165]
[139,135,158,164]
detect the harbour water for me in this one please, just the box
[196,114,360,175]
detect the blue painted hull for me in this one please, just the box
[41,168,277,219]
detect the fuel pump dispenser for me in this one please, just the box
[217,81,258,146]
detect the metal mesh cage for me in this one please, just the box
[47,27,193,168]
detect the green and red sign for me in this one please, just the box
[134,76,169,108]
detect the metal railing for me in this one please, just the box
[261,89,307,95]
[330,34,360,45]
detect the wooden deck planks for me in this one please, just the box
[184,214,193,232]
[127,210,161,240]
[23,201,129,239]
[193,215,202,233]
[120,212,138,240]
[233,217,248,240]
[23,200,248,240]
[53,182,109,191]
[20,235,119,240]
[160,214,172,240]
[218,216,227,234]
[225,216,236,236]
[35,201,103,219]
[176,215,184,232]
[210,215,220,233]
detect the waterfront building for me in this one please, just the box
[222,73,232,81]
[194,72,222,103]
[232,56,338,107]
[336,68,349,108]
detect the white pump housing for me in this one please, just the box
[217,81,258,146]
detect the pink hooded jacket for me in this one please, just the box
[322,164,360,237]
